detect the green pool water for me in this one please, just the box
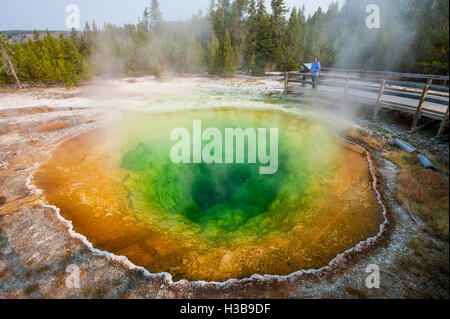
[119,108,340,244]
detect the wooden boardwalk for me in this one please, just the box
[283,68,449,136]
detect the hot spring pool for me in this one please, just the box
[35,108,384,282]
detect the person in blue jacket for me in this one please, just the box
[311,56,321,89]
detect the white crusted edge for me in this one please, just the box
[23,105,389,288]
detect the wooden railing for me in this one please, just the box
[283,68,449,137]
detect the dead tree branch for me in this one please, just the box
[0,33,22,89]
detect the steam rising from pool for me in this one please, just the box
[35,108,383,281]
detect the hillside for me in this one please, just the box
[1,30,70,43]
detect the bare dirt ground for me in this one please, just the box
[0,76,448,298]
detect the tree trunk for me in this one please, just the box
[0,38,22,89]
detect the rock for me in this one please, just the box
[0,195,6,206]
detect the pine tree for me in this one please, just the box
[42,31,60,83]
[27,34,44,84]
[278,7,303,71]
[150,0,163,33]
[59,33,81,86]
[270,0,287,64]
[408,0,449,74]
[222,30,237,77]
[70,28,81,49]
[243,0,257,73]
[92,21,99,36]
[207,32,221,74]
[143,7,151,31]
[213,0,232,42]
[13,40,28,81]
[252,0,274,75]
[208,0,216,18]
[230,0,248,57]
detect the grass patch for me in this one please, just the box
[346,128,385,150]
[23,283,39,295]
[383,151,449,241]
[385,150,448,298]
[82,285,90,297]
[93,284,108,299]
[397,237,449,298]
[345,286,368,299]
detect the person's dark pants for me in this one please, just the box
[312,75,318,89]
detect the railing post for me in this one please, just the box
[411,78,432,130]
[283,72,289,95]
[344,73,350,94]
[437,105,449,137]
[373,79,386,120]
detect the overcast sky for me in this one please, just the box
[0,0,345,31]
